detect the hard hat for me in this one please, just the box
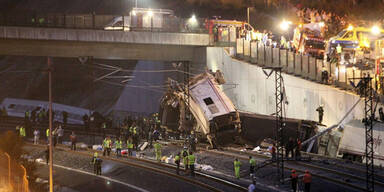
[292,169,296,173]
[305,170,309,173]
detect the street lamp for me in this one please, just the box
[279,20,292,31]
[371,25,381,35]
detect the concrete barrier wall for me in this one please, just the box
[207,47,373,127]
[0,26,210,46]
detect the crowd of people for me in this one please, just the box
[295,7,347,38]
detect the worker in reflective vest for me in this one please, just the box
[182,147,189,170]
[188,152,195,176]
[291,169,298,192]
[103,137,112,156]
[303,170,312,192]
[46,128,50,143]
[19,126,26,138]
[154,142,162,162]
[249,156,256,177]
[234,158,241,179]
[115,138,122,157]
[127,139,134,156]
[92,152,98,174]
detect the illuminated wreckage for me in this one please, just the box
[159,71,241,148]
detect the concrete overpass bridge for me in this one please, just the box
[0,26,209,62]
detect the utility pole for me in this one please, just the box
[48,57,54,192]
[263,67,284,183]
[247,7,250,24]
[349,75,375,192]
[363,76,374,192]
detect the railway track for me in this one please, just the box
[199,147,384,192]
[27,143,247,192]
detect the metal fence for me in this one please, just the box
[0,13,208,33]
[236,38,375,92]
[0,151,29,192]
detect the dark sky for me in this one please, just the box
[0,0,249,19]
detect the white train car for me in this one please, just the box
[338,119,384,166]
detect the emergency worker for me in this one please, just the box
[127,138,134,156]
[154,142,162,162]
[234,158,241,179]
[19,126,26,138]
[316,105,324,124]
[303,170,312,192]
[115,138,122,157]
[182,147,189,170]
[103,137,112,156]
[188,152,196,176]
[175,152,181,175]
[249,156,256,177]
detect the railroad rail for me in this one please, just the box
[199,147,384,192]
[26,143,247,192]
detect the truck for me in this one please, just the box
[292,22,326,58]
[104,8,174,31]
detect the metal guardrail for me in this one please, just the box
[0,13,208,34]
[235,38,377,93]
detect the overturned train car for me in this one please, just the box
[159,72,241,147]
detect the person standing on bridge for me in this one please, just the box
[303,170,312,192]
[291,169,298,192]
[316,105,324,124]
[249,156,256,178]
[234,158,241,179]
[154,142,162,162]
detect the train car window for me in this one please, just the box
[203,97,214,105]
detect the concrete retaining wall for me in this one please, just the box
[206,47,372,127]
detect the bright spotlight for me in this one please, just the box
[147,10,153,17]
[347,25,354,31]
[189,14,197,24]
[131,10,136,16]
[279,20,291,31]
[371,25,381,35]
[319,22,325,28]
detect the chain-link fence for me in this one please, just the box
[0,152,29,192]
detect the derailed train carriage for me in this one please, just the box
[159,72,241,147]
[159,72,319,148]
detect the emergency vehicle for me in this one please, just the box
[292,22,326,58]
[104,8,174,31]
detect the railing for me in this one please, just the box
[0,13,208,34]
[0,152,29,192]
[234,38,376,93]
